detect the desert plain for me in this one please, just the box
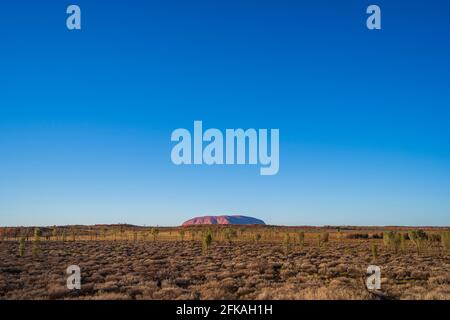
[0,225,449,300]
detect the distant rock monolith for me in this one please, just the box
[182,215,266,226]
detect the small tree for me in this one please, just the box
[89,227,94,241]
[202,230,213,254]
[283,233,292,255]
[391,231,402,253]
[317,232,329,248]
[32,228,41,256]
[383,231,401,253]
[321,232,329,244]
[297,231,305,248]
[150,228,159,242]
[382,232,390,247]
[62,230,67,242]
[400,233,406,252]
[119,225,125,240]
[179,229,186,242]
[441,232,450,251]
[102,228,108,240]
[408,230,428,254]
[371,243,378,262]
[393,233,401,253]
[255,233,262,243]
[52,227,58,241]
[19,236,26,257]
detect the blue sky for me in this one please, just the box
[1,0,450,226]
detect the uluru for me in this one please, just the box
[182,215,266,226]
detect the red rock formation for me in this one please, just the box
[182,215,266,226]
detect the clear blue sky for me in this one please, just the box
[1,0,449,226]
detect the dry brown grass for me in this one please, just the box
[0,226,449,300]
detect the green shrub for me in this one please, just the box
[19,236,26,257]
[408,230,428,254]
[150,228,159,241]
[202,230,213,254]
[383,231,401,253]
[318,232,329,247]
[52,228,58,241]
[32,228,41,256]
[428,233,441,242]
[179,229,185,241]
[400,233,406,251]
[371,243,378,262]
[297,231,305,248]
[347,233,369,239]
[255,233,262,242]
[383,232,390,247]
[283,233,292,255]
[441,232,450,251]
[71,229,77,242]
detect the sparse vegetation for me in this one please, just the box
[441,232,450,251]
[150,228,159,242]
[346,233,369,239]
[71,228,77,242]
[297,231,305,249]
[179,230,185,242]
[408,230,428,254]
[371,243,378,262]
[202,230,213,254]
[0,225,448,300]
[19,236,26,257]
[52,228,58,241]
[428,233,441,242]
[32,228,41,256]
[223,228,237,243]
[400,232,406,252]
[190,230,198,241]
[318,232,329,247]
[283,233,292,255]
[383,231,401,253]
